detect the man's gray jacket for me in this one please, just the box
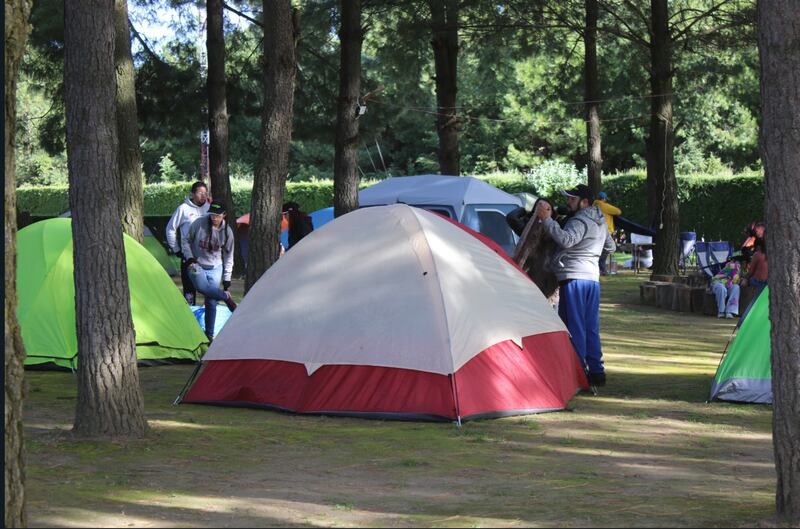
[542,205,616,282]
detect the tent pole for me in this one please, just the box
[449,373,462,427]
[173,361,204,405]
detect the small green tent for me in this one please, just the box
[710,287,771,404]
[18,218,208,369]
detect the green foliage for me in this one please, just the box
[19,167,763,245]
[523,160,586,197]
[156,153,184,183]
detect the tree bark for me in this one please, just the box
[114,0,144,244]
[207,0,242,273]
[333,0,362,218]
[584,0,602,196]
[5,1,33,525]
[758,1,800,524]
[64,0,147,438]
[429,0,460,176]
[646,0,679,276]
[246,1,297,292]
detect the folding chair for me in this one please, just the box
[694,241,732,278]
[678,232,697,274]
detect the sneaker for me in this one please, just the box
[588,372,606,387]
[717,313,725,318]
[205,333,214,344]
[224,292,237,312]
[725,313,734,319]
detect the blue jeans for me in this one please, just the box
[558,279,604,375]
[188,264,226,337]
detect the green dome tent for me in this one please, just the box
[710,287,772,404]
[58,211,178,276]
[18,218,208,370]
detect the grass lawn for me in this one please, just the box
[22,271,775,528]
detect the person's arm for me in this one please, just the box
[165,208,182,254]
[222,225,234,283]
[599,201,622,216]
[604,230,616,253]
[541,216,588,249]
[181,218,197,261]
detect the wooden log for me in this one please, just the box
[674,285,693,312]
[703,290,718,316]
[691,287,706,314]
[656,283,674,309]
[640,283,658,305]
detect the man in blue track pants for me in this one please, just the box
[534,184,616,386]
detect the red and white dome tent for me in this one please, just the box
[179,204,588,422]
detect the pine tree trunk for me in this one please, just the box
[114,0,144,243]
[64,0,147,438]
[333,0,362,218]
[207,0,242,273]
[246,1,297,292]
[429,0,460,176]
[758,1,800,523]
[584,0,602,196]
[5,1,33,525]
[646,0,679,276]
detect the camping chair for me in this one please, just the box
[678,232,697,274]
[694,241,732,278]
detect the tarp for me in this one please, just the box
[359,175,522,254]
[18,218,208,369]
[183,204,587,421]
[710,287,772,404]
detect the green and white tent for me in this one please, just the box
[710,287,772,404]
[18,218,208,370]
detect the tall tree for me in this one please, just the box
[645,0,679,276]
[5,1,33,525]
[114,0,144,243]
[429,0,460,176]
[245,1,298,291]
[597,0,747,276]
[584,0,602,195]
[333,0,362,218]
[207,0,242,272]
[758,0,800,523]
[64,0,147,437]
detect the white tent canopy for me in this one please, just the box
[205,204,565,376]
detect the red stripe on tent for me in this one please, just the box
[183,331,585,420]
[454,332,588,418]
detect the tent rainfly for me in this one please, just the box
[710,287,772,404]
[18,218,208,370]
[181,204,587,421]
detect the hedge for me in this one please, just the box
[17,171,763,244]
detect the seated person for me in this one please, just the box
[711,258,743,318]
[742,239,767,289]
[740,220,765,260]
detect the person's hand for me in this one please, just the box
[535,201,552,221]
[185,257,197,267]
[223,280,231,291]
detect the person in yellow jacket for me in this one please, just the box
[593,191,621,275]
